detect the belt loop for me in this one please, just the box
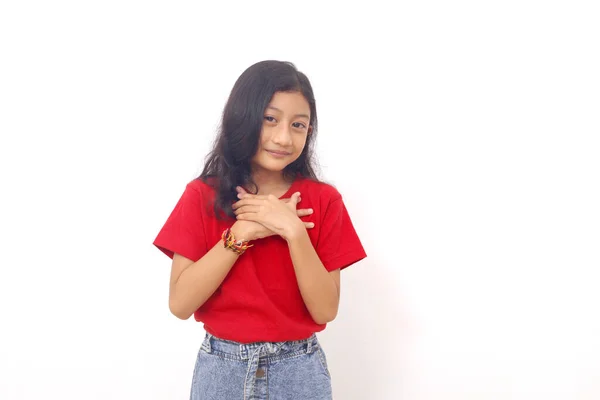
[203,333,213,353]
[239,344,248,360]
[306,336,313,354]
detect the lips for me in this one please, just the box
[266,150,291,156]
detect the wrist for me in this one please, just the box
[222,226,253,255]
[284,221,308,243]
[231,221,254,241]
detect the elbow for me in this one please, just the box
[169,299,194,320]
[312,308,338,325]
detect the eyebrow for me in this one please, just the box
[266,106,310,120]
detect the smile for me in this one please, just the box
[266,150,291,157]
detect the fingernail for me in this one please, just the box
[237,193,243,199]
[309,208,313,213]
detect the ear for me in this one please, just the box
[308,125,313,135]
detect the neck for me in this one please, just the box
[250,169,293,196]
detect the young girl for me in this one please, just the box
[153,60,367,400]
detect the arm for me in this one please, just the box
[168,204,315,320]
[168,222,250,320]
[287,229,341,324]
[233,192,341,324]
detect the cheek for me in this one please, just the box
[294,135,308,151]
[258,128,272,145]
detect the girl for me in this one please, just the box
[153,60,367,400]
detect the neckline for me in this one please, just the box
[278,176,301,199]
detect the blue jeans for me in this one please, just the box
[190,332,333,399]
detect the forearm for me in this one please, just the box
[170,223,248,319]
[287,230,339,324]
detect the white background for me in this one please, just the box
[1,1,599,399]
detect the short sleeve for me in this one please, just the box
[316,196,367,272]
[153,181,209,262]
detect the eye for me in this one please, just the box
[264,116,276,123]
[292,122,307,129]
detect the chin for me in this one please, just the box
[261,162,289,172]
[253,156,296,173]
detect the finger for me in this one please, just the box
[232,198,267,209]
[236,212,259,222]
[233,205,262,216]
[296,208,314,217]
[237,193,270,200]
[236,213,271,229]
[290,192,301,205]
[236,186,248,195]
[304,222,315,229]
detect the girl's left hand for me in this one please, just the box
[232,192,306,241]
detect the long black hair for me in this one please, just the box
[199,60,320,219]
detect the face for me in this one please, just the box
[251,91,311,176]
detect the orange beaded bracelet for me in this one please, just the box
[221,228,253,255]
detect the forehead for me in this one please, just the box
[267,92,310,116]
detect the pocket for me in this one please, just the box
[190,346,204,390]
[316,347,331,379]
[199,334,211,353]
[191,335,212,389]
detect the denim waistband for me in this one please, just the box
[201,332,320,361]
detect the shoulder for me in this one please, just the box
[186,177,212,192]
[177,177,217,208]
[185,177,217,195]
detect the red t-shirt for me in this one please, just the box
[153,176,367,343]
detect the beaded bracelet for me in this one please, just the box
[221,227,253,255]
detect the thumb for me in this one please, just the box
[236,186,248,194]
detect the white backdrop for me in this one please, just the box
[1,1,599,399]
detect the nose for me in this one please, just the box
[271,125,293,147]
